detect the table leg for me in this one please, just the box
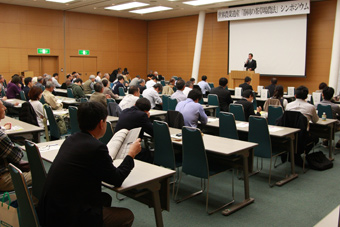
[148,182,163,227]
[329,123,334,161]
[33,132,40,143]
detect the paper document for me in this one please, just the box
[6,126,24,132]
[268,126,283,132]
[170,134,182,141]
[39,144,60,153]
[236,122,249,128]
[208,118,219,123]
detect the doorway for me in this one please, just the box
[28,56,59,77]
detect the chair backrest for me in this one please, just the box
[80,97,88,103]
[229,104,246,121]
[172,76,178,80]
[208,83,214,88]
[219,112,238,140]
[182,127,209,179]
[67,88,74,98]
[199,98,204,104]
[252,91,257,110]
[268,105,283,125]
[99,121,113,145]
[168,98,178,111]
[44,105,60,140]
[263,98,281,112]
[20,90,26,101]
[8,164,40,227]
[317,104,333,119]
[69,106,80,134]
[153,121,176,170]
[248,116,272,159]
[119,87,125,96]
[40,95,46,104]
[160,80,166,86]
[165,110,184,129]
[25,140,47,201]
[208,94,220,117]
[1,88,5,97]
[162,95,169,111]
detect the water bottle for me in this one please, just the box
[322,112,326,121]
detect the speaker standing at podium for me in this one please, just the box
[244,53,257,71]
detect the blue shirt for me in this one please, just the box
[175,98,208,128]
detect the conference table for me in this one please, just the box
[204,118,300,185]
[2,116,44,143]
[168,127,258,216]
[314,205,340,227]
[32,139,175,227]
[5,98,26,108]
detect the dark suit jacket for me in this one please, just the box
[38,132,134,226]
[235,99,260,121]
[114,106,153,138]
[239,82,253,92]
[23,86,30,100]
[210,86,233,112]
[265,84,276,97]
[244,59,257,71]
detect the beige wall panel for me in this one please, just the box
[9,49,22,74]
[0,48,10,75]
[83,57,97,80]
[0,23,21,48]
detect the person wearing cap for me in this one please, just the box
[83,75,96,94]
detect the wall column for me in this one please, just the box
[191,11,206,82]
[329,0,340,93]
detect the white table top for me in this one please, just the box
[54,88,67,94]
[202,104,218,110]
[5,98,25,108]
[56,96,80,104]
[314,205,340,227]
[149,109,167,117]
[313,118,338,126]
[1,116,44,135]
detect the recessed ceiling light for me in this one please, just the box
[130,6,172,14]
[46,0,74,3]
[105,2,149,11]
[183,0,232,6]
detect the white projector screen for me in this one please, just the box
[229,14,307,77]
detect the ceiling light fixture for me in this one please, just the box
[46,0,74,3]
[183,0,232,6]
[130,6,172,14]
[105,2,149,11]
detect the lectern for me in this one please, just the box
[229,70,260,91]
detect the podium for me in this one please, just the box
[228,70,260,91]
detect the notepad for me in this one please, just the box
[39,144,60,153]
[208,118,219,123]
[236,122,249,128]
[268,126,283,132]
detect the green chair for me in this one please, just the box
[219,112,238,139]
[67,88,74,98]
[208,83,214,88]
[172,76,178,80]
[268,106,283,125]
[248,116,288,187]
[208,94,219,117]
[44,105,60,140]
[69,106,80,134]
[162,95,169,111]
[1,88,5,97]
[99,122,113,145]
[25,140,47,201]
[20,90,26,101]
[40,95,46,104]
[119,87,125,96]
[80,97,88,103]
[168,98,177,111]
[41,86,45,91]
[199,98,204,104]
[8,163,40,227]
[317,104,333,119]
[252,91,257,110]
[175,127,234,214]
[229,104,245,121]
[160,80,166,86]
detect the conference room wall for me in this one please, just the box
[0,4,147,82]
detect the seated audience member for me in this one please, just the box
[34,76,44,90]
[138,79,146,94]
[6,75,22,99]
[235,89,261,121]
[142,83,163,110]
[171,79,186,103]
[23,77,33,100]
[112,76,125,95]
[190,77,196,85]
[210,77,233,112]
[176,89,207,128]
[71,71,80,83]
[61,74,72,89]
[0,100,32,191]
[265,78,277,97]
[147,70,153,79]
[43,81,63,110]
[102,79,118,99]
[83,75,96,94]
[32,77,38,86]
[145,76,157,89]
[162,78,175,96]
[43,75,52,86]
[122,68,130,82]
[95,71,102,83]
[28,87,44,127]
[52,73,61,88]
[197,75,211,97]
[90,82,108,107]
[0,74,6,92]
[316,82,328,93]
[129,75,141,87]
[183,81,193,97]
[271,85,288,110]
[102,73,110,81]
[71,78,85,99]
[119,86,140,111]
[239,76,253,92]
[38,102,141,227]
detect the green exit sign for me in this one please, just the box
[78,50,90,55]
[37,48,50,54]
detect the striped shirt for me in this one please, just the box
[0,130,23,175]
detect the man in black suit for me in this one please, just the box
[239,76,253,92]
[210,77,233,112]
[235,90,262,121]
[244,53,257,71]
[38,102,141,227]
[265,78,277,97]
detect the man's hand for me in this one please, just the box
[257,106,262,113]
[105,94,111,99]
[4,123,11,130]
[14,102,19,106]
[127,138,142,159]
[147,111,150,118]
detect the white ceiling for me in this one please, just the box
[0,0,281,20]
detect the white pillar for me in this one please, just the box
[191,11,206,82]
[329,0,340,93]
